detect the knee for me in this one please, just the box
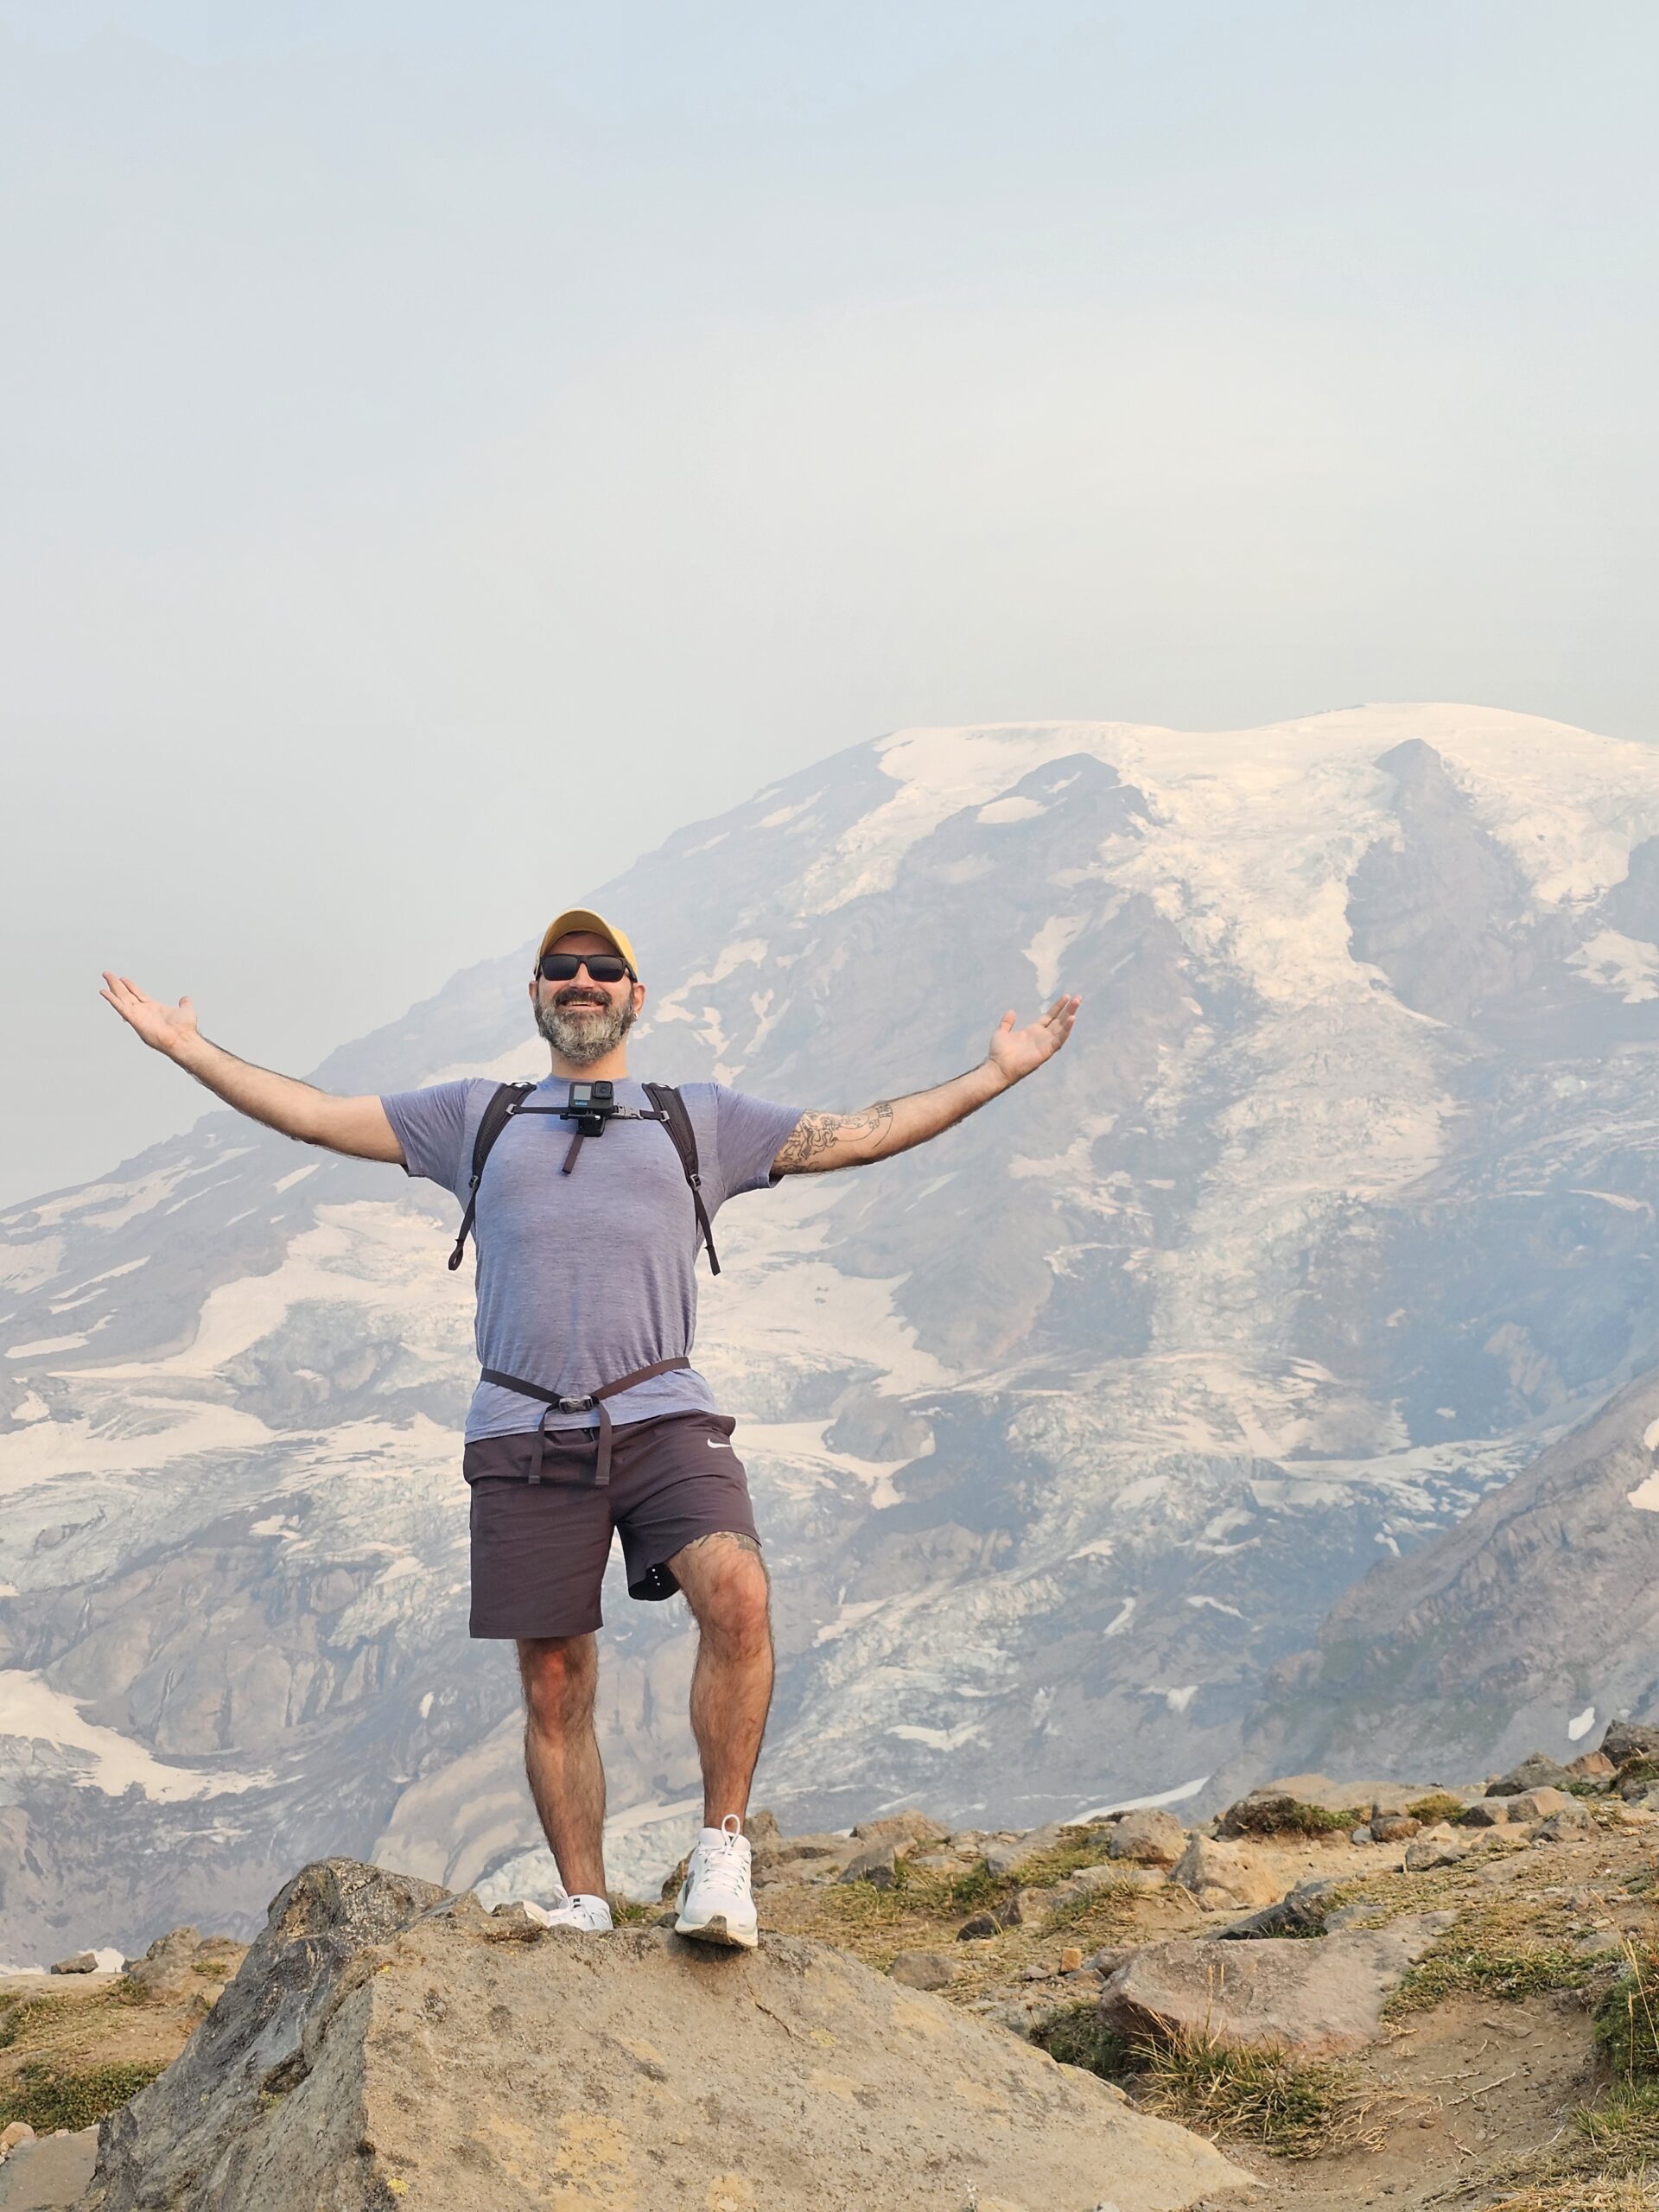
[519,1637,596,1732]
[700,1562,772,1658]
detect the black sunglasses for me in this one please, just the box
[538,953,635,984]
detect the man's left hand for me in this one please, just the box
[987,994,1082,1085]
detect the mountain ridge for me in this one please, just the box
[6,702,1659,1958]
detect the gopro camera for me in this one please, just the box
[563,1079,618,1137]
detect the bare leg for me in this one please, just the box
[667,1534,774,1825]
[516,1633,607,1896]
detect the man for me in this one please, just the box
[101,910,1079,1948]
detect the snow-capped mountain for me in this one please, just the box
[6,703,1659,1957]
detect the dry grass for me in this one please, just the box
[1487,2182,1659,2210]
[1139,2029,1393,2158]
[757,1826,1158,1987]
[1032,2001,1391,2160]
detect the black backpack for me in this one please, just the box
[446,1080,719,1275]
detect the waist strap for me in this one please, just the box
[479,1357,692,1486]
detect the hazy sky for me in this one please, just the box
[3,1,1656,1205]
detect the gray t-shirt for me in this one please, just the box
[382,1076,802,1442]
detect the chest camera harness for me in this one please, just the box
[446,1080,719,1487]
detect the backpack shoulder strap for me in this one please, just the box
[447,1081,535,1272]
[641,1082,720,1276]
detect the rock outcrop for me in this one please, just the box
[1099,1914,1457,2057]
[82,1859,1250,2212]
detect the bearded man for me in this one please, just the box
[102,910,1079,1948]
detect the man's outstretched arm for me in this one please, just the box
[772,993,1081,1175]
[99,973,405,1163]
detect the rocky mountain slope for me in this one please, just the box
[7,702,1659,1960]
[1236,1365,1659,1789]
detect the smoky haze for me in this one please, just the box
[2,0,1656,1205]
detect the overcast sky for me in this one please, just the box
[3,0,1656,1205]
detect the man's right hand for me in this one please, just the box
[100,973,202,1060]
[97,969,404,1164]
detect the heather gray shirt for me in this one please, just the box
[382,1076,801,1441]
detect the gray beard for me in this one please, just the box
[534,992,636,1067]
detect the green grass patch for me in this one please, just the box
[1031,2003,1138,2082]
[1577,2078,1659,2171]
[1405,1792,1469,1825]
[1478,2082,1659,2207]
[0,2057,163,2133]
[607,1895,658,1928]
[0,1998,49,2053]
[1226,1799,1362,1838]
[1595,1941,1659,2082]
[1385,1912,1590,2015]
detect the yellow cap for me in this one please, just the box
[536,908,640,978]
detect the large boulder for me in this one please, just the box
[1108,1810,1187,1866]
[1169,1834,1281,1912]
[746,1830,861,1889]
[850,1811,950,1850]
[1600,1719,1659,1768]
[123,1925,247,2001]
[1100,1915,1456,2058]
[1486,1753,1574,1796]
[982,1822,1068,1878]
[82,1859,1249,2212]
[0,2126,98,2206]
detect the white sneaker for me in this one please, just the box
[524,1892,613,1933]
[674,1817,759,1949]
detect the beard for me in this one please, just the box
[534,988,637,1067]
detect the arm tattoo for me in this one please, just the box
[774,1100,894,1173]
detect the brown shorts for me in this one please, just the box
[464,1411,760,1641]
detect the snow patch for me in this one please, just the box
[0,1670,270,1800]
[1159,1685,1199,1714]
[1080,1774,1209,1820]
[1567,1705,1597,1743]
[888,1721,983,1751]
[1571,931,1659,1005]
[815,1599,887,1646]
[1023,913,1086,999]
